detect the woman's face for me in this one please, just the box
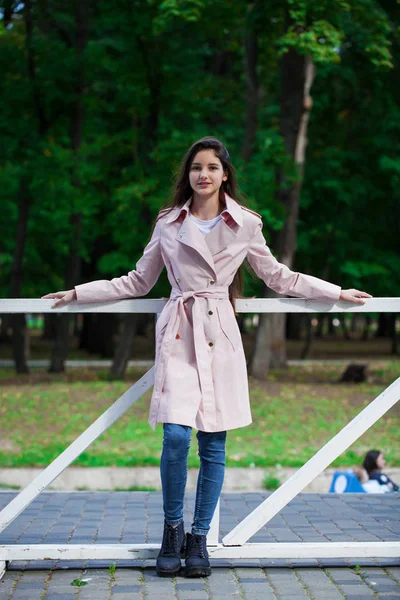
[376,452,386,469]
[189,149,227,198]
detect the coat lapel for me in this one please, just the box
[205,217,238,257]
[177,217,217,277]
[174,193,243,275]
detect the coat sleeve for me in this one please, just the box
[75,218,165,303]
[246,220,341,302]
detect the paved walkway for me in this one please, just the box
[0,491,399,599]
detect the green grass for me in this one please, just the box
[262,472,281,491]
[0,362,399,469]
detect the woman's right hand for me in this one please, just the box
[41,289,77,309]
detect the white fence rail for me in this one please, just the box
[0,297,399,571]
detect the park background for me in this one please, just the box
[0,0,399,490]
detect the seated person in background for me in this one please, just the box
[353,466,390,493]
[362,449,399,492]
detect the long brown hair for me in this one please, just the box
[158,136,246,309]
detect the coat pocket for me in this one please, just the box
[216,305,237,352]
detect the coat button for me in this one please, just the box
[208,342,213,347]
[176,334,180,339]
[208,310,213,315]
[210,280,215,285]
[176,277,180,282]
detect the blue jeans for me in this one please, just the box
[160,423,226,536]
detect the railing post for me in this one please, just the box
[208,498,220,546]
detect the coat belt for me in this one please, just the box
[150,286,229,428]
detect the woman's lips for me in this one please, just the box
[198,183,211,187]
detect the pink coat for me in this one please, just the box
[75,193,341,432]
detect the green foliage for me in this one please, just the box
[262,472,281,491]
[0,0,397,304]
[71,578,88,587]
[108,562,116,579]
[277,20,344,63]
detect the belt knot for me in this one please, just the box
[182,290,196,302]
[170,287,229,302]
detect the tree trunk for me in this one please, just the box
[136,313,150,337]
[361,315,371,341]
[49,0,88,372]
[97,314,116,358]
[42,314,57,340]
[328,314,335,336]
[350,313,357,335]
[286,313,303,340]
[78,313,91,351]
[315,314,325,338]
[10,180,31,373]
[340,314,351,340]
[375,313,391,338]
[249,17,316,379]
[83,315,100,354]
[390,314,398,355]
[300,314,313,359]
[10,0,47,375]
[0,315,11,342]
[136,36,162,158]
[248,288,277,378]
[110,314,139,379]
[242,2,259,162]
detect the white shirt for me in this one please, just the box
[189,212,222,237]
[362,480,391,493]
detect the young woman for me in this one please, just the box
[42,136,372,578]
[362,449,399,492]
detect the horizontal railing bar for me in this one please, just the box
[0,542,399,561]
[1,297,399,314]
[0,359,155,368]
[0,359,397,369]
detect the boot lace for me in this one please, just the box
[187,534,205,558]
[161,524,180,556]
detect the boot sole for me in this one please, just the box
[156,549,185,577]
[156,566,182,578]
[185,566,212,577]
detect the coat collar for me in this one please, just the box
[165,192,243,227]
[166,193,242,278]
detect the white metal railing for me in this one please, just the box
[0,297,399,577]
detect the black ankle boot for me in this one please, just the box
[184,532,211,577]
[156,520,185,577]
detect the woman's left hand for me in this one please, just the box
[339,289,373,305]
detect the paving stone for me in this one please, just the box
[1,490,399,599]
[176,593,208,600]
[327,568,377,598]
[339,597,377,600]
[109,596,141,600]
[296,568,345,599]
[110,585,141,592]
[386,567,400,583]
[265,569,310,598]
[43,595,77,600]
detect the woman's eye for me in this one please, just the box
[191,166,219,172]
